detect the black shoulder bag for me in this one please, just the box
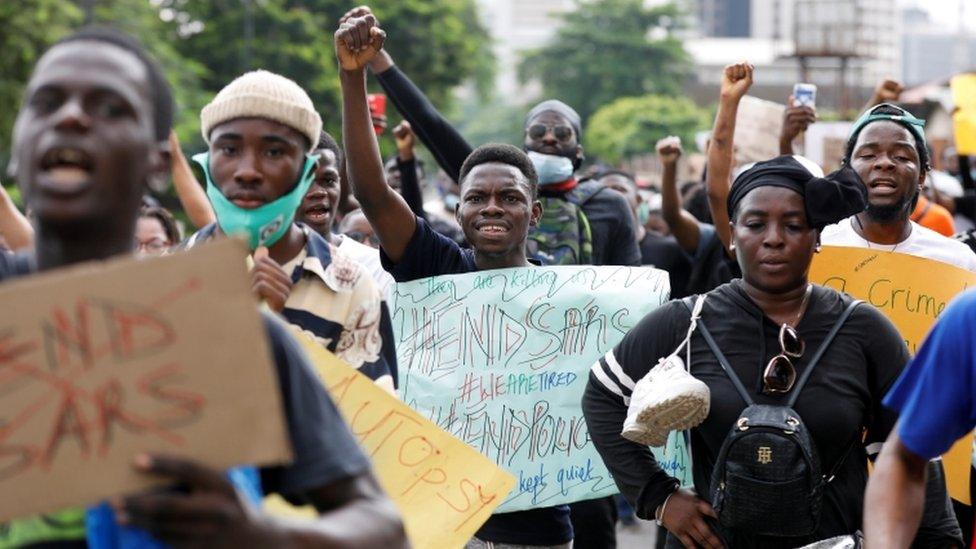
[684,298,862,537]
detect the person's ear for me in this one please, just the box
[454,200,461,225]
[530,199,543,227]
[728,220,736,251]
[147,138,171,193]
[815,231,822,253]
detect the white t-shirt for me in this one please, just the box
[821,217,976,272]
[336,235,394,298]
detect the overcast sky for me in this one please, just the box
[907,0,975,32]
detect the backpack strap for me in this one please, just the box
[787,299,863,407]
[566,179,605,206]
[682,297,755,406]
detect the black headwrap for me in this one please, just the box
[525,99,583,142]
[727,155,867,230]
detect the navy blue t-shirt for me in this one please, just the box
[381,217,573,546]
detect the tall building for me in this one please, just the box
[684,0,901,109]
[902,6,975,85]
[474,0,576,97]
[697,0,751,37]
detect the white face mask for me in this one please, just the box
[528,151,574,185]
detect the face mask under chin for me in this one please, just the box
[192,152,319,250]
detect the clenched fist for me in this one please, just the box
[335,15,386,72]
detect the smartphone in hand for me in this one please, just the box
[793,83,817,108]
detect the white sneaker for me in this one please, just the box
[621,353,710,447]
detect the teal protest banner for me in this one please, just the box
[391,266,671,512]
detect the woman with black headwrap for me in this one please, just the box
[583,154,962,548]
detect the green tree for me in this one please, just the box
[0,1,83,168]
[171,0,492,143]
[586,95,710,164]
[518,0,691,123]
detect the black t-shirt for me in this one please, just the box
[639,232,692,299]
[585,281,910,548]
[381,217,573,546]
[259,312,371,499]
[0,256,371,545]
[377,65,639,268]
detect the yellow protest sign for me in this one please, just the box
[810,246,976,503]
[952,74,976,155]
[267,330,515,549]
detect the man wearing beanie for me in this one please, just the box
[3,27,405,548]
[186,69,397,393]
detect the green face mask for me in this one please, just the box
[192,152,318,250]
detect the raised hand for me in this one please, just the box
[339,5,374,25]
[720,61,754,101]
[393,121,415,160]
[334,15,386,72]
[872,78,904,104]
[656,135,683,166]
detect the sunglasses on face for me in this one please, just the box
[763,323,806,394]
[526,124,574,142]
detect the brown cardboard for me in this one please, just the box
[0,238,291,520]
[734,95,786,165]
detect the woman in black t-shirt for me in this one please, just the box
[583,154,961,548]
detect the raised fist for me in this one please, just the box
[656,136,683,165]
[334,15,385,72]
[872,78,904,104]
[339,5,374,26]
[393,121,415,156]
[721,61,754,100]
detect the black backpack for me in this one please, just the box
[685,298,862,538]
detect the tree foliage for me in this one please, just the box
[586,94,710,165]
[1,0,492,198]
[0,1,82,162]
[519,0,691,124]
[170,0,492,145]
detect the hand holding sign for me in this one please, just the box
[0,238,290,521]
[116,454,274,547]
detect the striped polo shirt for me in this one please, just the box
[187,223,394,392]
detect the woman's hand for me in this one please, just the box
[660,488,725,548]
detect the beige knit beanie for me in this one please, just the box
[200,69,322,150]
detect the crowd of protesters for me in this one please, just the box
[2,6,976,549]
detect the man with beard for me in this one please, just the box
[820,104,976,272]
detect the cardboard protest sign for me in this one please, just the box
[0,239,290,521]
[734,96,786,165]
[271,332,515,549]
[390,266,670,512]
[951,74,976,155]
[810,246,976,503]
